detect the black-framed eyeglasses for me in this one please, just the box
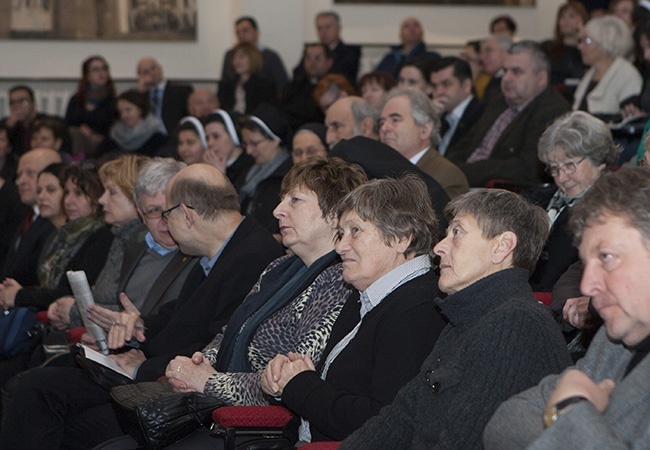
[161,204,194,222]
[141,208,163,220]
[545,157,586,177]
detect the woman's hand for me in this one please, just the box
[0,278,22,310]
[165,352,214,393]
[563,296,591,329]
[47,296,76,330]
[261,352,315,397]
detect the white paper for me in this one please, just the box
[79,344,133,380]
[66,270,108,355]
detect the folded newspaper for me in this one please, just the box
[66,270,109,355]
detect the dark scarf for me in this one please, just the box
[38,216,106,288]
[215,250,338,372]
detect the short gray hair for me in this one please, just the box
[508,40,550,74]
[483,34,513,51]
[168,175,240,221]
[350,98,379,135]
[134,157,186,210]
[570,168,650,246]
[445,189,549,274]
[336,173,438,258]
[538,111,620,169]
[585,15,633,59]
[384,87,440,147]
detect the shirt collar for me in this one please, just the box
[199,216,244,276]
[359,254,431,319]
[144,231,176,256]
[409,146,430,165]
[448,95,473,124]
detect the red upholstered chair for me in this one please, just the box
[65,326,86,343]
[300,442,341,449]
[533,292,552,307]
[35,311,50,324]
[211,405,294,450]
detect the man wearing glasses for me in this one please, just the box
[1,85,45,156]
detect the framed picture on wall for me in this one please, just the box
[0,0,197,40]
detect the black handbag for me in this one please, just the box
[110,380,223,449]
[73,344,132,389]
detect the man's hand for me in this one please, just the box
[107,293,145,350]
[0,278,22,309]
[87,303,123,332]
[547,369,615,414]
[110,349,147,379]
[563,296,592,329]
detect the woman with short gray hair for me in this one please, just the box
[573,15,642,115]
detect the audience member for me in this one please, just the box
[0,148,62,287]
[0,124,21,267]
[397,55,434,97]
[239,106,292,234]
[281,43,333,130]
[186,89,219,118]
[220,16,289,91]
[293,11,361,83]
[484,168,650,450]
[263,174,446,443]
[610,0,636,29]
[1,85,45,156]
[357,71,396,110]
[490,14,517,37]
[375,17,440,78]
[136,57,193,135]
[430,57,485,156]
[201,110,253,188]
[176,116,207,165]
[447,41,571,186]
[479,35,512,103]
[313,73,356,112]
[98,89,167,157]
[573,15,642,115]
[0,123,16,184]
[380,88,469,199]
[541,2,588,94]
[291,123,328,164]
[65,55,116,157]
[325,96,379,149]
[29,116,69,154]
[460,40,486,92]
[339,189,571,449]
[218,43,277,114]
[0,163,283,449]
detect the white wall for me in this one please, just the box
[0,0,563,81]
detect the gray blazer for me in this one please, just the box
[484,327,650,449]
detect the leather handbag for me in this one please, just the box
[110,380,222,449]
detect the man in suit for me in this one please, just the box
[136,57,193,135]
[0,164,284,449]
[324,96,378,149]
[380,87,469,199]
[484,168,650,449]
[221,16,288,92]
[446,41,570,187]
[430,57,484,156]
[0,148,61,287]
[293,11,360,83]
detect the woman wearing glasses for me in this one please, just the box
[530,112,619,341]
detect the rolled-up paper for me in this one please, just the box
[66,270,109,355]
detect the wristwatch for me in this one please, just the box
[542,396,587,428]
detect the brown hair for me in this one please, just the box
[98,154,149,207]
[232,43,264,75]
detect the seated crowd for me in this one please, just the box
[1,1,650,448]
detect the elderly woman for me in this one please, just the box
[239,106,292,233]
[530,111,619,293]
[175,116,207,165]
[261,174,446,444]
[217,43,277,114]
[201,110,253,187]
[573,15,642,115]
[47,155,147,330]
[291,123,328,164]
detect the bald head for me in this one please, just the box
[187,89,219,118]
[400,17,424,48]
[325,96,378,149]
[16,148,62,206]
[137,57,163,90]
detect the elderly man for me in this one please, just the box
[339,189,571,450]
[293,11,360,83]
[221,16,288,91]
[380,87,469,199]
[447,41,570,187]
[325,96,378,149]
[187,88,219,118]
[430,57,484,156]
[0,164,283,449]
[0,148,61,286]
[136,57,193,134]
[484,168,650,449]
[376,17,440,78]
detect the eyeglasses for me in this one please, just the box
[141,208,163,220]
[578,37,593,46]
[161,204,194,222]
[545,157,586,177]
[9,98,30,106]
